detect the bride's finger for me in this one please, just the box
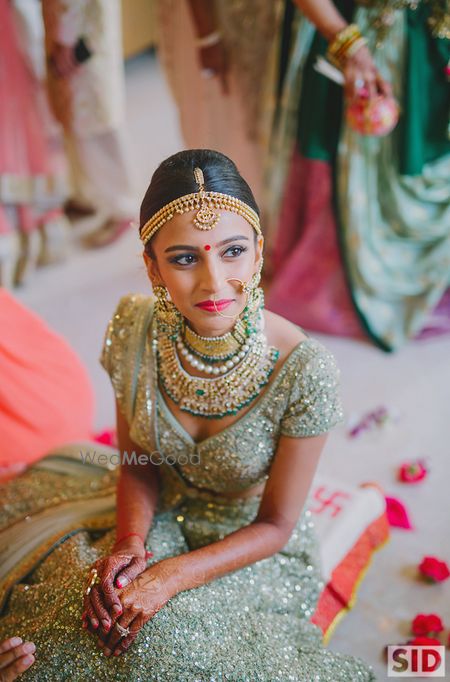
[112,617,140,657]
[115,556,147,590]
[90,585,113,633]
[102,613,137,658]
[100,556,133,612]
[84,619,109,648]
[84,594,100,630]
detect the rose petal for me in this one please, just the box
[385,496,414,530]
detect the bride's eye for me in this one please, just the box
[170,254,197,266]
[223,246,248,258]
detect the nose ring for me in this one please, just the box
[210,278,249,319]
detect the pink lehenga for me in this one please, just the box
[0,0,69,287]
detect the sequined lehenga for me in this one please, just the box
[0,294,376,681]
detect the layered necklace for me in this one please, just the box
[153,307,280,419]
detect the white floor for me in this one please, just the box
[15,52,450,681]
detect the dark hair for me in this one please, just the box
[140,149,259,258]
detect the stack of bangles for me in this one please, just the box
[115,532,154,559]
[326,23,367,70]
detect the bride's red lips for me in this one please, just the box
[196,299,233,306]
[195,299,234,309]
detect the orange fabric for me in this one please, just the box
[311,512,390,640]
[0,288,94,469]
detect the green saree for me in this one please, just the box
[266,1,450,351]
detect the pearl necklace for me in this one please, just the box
[154,319,279,419]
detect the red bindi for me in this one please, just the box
[204,244,211,251]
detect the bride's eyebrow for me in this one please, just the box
[164,236,249,253]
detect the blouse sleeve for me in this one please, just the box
[280,340,344,438]
[99,293,152,423]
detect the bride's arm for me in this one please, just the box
[100,432,327,657]
[112,399,160,564]
[84,400,160,630]
[157,432,327,596]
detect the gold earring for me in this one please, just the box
[240,257,264,334]
[242,257,264,293]
[152,284,182,336]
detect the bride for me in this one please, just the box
[0,149,376,680]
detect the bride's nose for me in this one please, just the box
[199,256,226,295]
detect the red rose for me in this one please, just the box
[411,614,444,636]
[408,636,442,646]
[419,556,450,583]
[398,460,428,484]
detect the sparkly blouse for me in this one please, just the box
[100,293,344,507]
[0,294,377,682]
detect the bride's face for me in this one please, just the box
[143,211,263,337]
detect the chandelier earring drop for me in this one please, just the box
[240,258,265,333]
[152,284,183,337]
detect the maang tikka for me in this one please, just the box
[140,167,262,246]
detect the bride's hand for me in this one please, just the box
[97,564,174,658]
[82,537,148,635]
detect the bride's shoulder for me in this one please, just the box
[104,292,155,330]
[100,293,153,364]
[263,309,309,358]
[115,292,153,315]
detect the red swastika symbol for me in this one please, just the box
[310,487,351,517]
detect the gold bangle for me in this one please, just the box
[84,568,101,597]
[334,33,361,61]
[345,36,368,59]
[327,25,366,70]
[328,23,361,55]
[327,23,363,68]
